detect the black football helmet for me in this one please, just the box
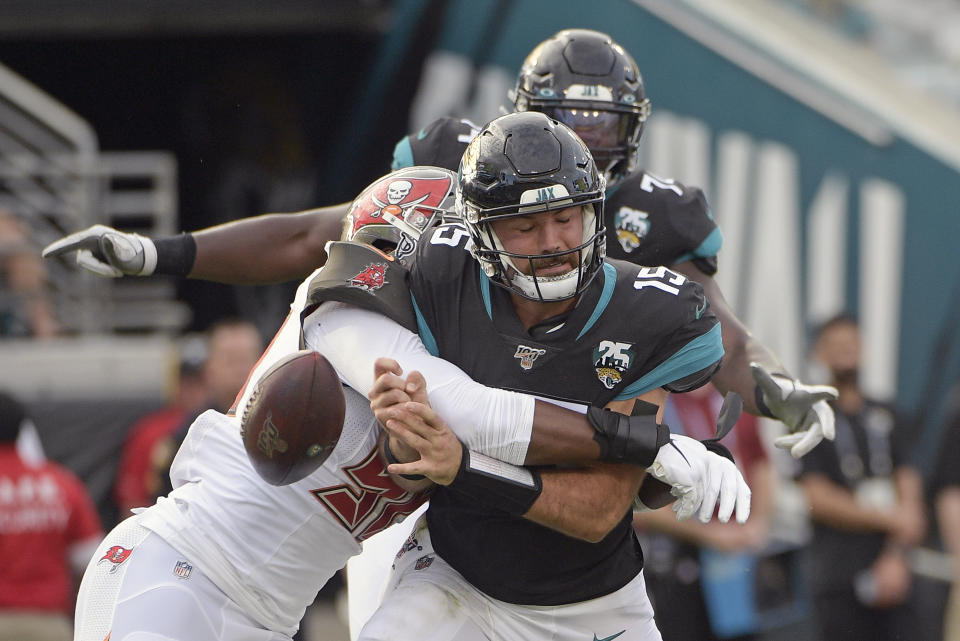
[512,29,650,186]
[456,111,606,302]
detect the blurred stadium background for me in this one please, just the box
[0,0,958,639]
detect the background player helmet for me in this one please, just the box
[456,111,606,302]
[512,29,650,186]
[343,166,455,264]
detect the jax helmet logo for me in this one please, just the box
[347,263,389,292]
[98,545,133,573]
[593,340,635,390]
[514,344,546,371]
[614,206,650,253]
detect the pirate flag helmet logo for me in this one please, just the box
[343,167,456,264]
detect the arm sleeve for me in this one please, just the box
[302,301,534,465]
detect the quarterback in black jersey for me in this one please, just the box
[44,31,835,458]
[354,112,740,641]
[388,30,835,459]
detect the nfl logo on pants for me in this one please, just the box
[173,560,193,579]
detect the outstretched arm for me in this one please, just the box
[674,260,837,458]
[381,386,750,541]
[305,302,667,469]
[379,383,654,542]
[673,261,781,411]
[42,203,349,285]
[190,205,347,283]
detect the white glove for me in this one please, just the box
[750,362,838,459]
[42,224,157,277]
[646,434,751,524]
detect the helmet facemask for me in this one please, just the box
[461,185,607,302]
[512,29,651,186]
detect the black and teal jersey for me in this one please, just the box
[390,116,480,174]
[605,171,721,275]
[392,117,723,275]
[406,221,724,606]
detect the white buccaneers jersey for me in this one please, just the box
[138,268,427,637]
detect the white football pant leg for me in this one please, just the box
[74,513,288,641]
[357,515,663,641]
[347,503,426,640]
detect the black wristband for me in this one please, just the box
[587,406,671,467]
[382,439,426,481]
[448,442,542,516]
[154,232,197,277]
[754,384,777,419]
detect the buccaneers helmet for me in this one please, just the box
[343,166,455,264]
[456,111,606,302]
[512,29,650,185]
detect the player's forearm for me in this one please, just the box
[673,261,787,415]
[190,206,347,284]
[802,475,894,533]
[711,327,787,416]
[523,401,602,465]
[633,504,715,543]
[745,460,775,528]
[892,466,927,544]
[525,463,645,542]
[936,489,960,557]
[310,304,662,469]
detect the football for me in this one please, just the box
[636,476,675,511]
[240,350,346,486]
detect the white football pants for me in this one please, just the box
[356,514,663,641]
[74,513,289,641]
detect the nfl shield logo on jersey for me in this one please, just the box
[614,207,650,253]
[173,560,193,579]
[593,340,635,390]
[514,344,546,370]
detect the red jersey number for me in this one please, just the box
[312,448,426,541]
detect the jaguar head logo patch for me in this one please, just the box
[614,207,650,253]
[593,340,635,389]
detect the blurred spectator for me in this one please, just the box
[150,318,263,500]
[0,210,58,339]
[0,391,102,641]
[112,334,210,515]
[634,386,775,640]
[797,313,925,641]
[932,385,960,641]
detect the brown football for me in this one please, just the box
[240,350,346,486]
[637,476,676,510]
